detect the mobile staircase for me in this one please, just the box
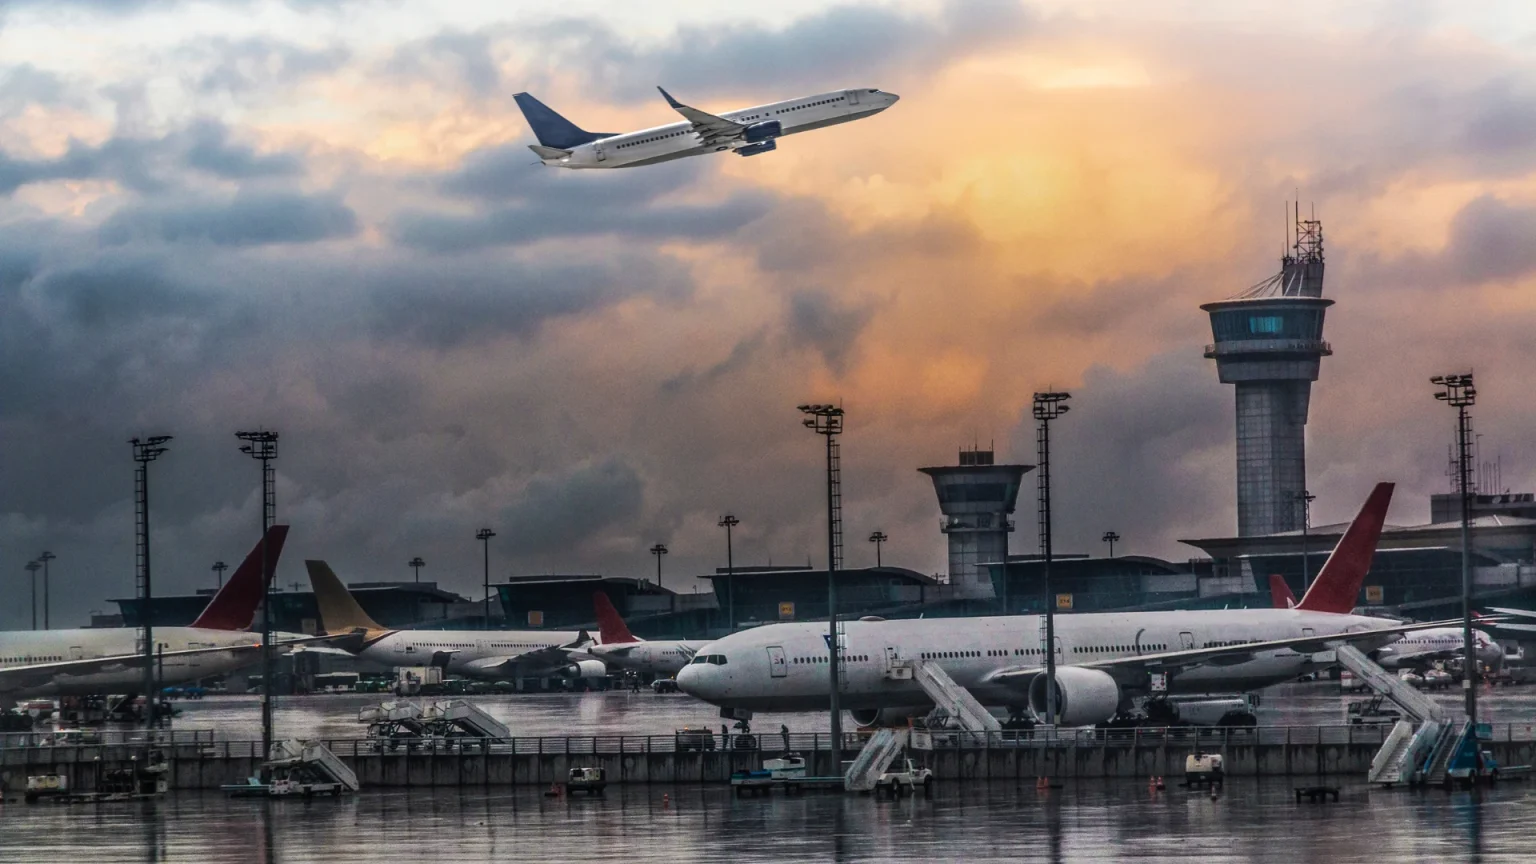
[424,699,512,740]
[844,728,909,792]
[907,659,1001,735]
[1338,645,1459,786]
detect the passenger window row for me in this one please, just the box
[619,130,689,150]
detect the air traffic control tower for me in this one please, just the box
[1202,213,1332,536]
[920,448,1032,600]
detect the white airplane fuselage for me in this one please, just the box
[1375,627,1500,670]
[541,88,898,169]
[677,609,1404,716]
[590,639,709,677]
[0,627,279,698]
[356,629,583,677]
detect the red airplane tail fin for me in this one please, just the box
[1268,574,1297,609]
[1296,483,1394,614]
[191,525,289,630]
[593,591,639,644]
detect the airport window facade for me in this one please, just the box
[1209,308,1324,342]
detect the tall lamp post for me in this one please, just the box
[650,543,669,589]
[1433,372,1479,723]
[132,435,172,729]
[1294,491,1316,592]
[212,561,228,590]
[1100,532,1120,559]
[409,557,425,583]
[476,529,496,630]
[25,560,40,630]
[798,402,845,772]
[868,531,888,568]
[36,551,55,629]
[236,430,277,755]
[1033,391,1070,727]
[717,516,738,631]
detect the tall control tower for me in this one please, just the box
[1201,211,1332,536]
[920,448,1032,599]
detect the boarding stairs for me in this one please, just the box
[908,659,1002,734]
[268,740,360,792]
[844,728,909,792]
[1421,721,1469,787]
[1337,645,1462,786]
[424,700,511,739]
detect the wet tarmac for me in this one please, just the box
[2,778,1532,863]
[149,680,1536,742]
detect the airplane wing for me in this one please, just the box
[983,617,1481,689]
[0,642,262,695]
[461,631,596,679]
[658,87,745,146]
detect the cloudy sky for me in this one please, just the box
[4,0,1536,628]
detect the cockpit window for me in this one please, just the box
[708,654,728,665]
[691,655,710,665]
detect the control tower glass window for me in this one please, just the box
[1210,308,1324,342]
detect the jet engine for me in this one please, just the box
[735,140,777,157]
[1028,667,1121,727]
[849,707,928,728]
[561,659,607,679]
[743,120,782,143]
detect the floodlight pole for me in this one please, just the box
[1433,373,1479,723]
[718,516,738,631]
[25,560,40,630]
[1033,392,1070,727]
[868,531,888,568]
[212,561,228,590]
[236,430,278,757]
[799,403,845,773]
[37,551,55,629]
[1101,532,1119,559]
[131,435,172,729]
[409,557,425,584]
[1295,491,1316,591]
[650,543,669,590]
[476,529,496,630]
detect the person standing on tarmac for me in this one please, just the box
[780,724,790,751]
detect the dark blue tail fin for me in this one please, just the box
[514,93,612,150]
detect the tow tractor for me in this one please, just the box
[873,758,934,798]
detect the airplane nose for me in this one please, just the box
[676,663,704,694]
[886,92,901,105]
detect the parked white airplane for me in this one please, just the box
[306,561,604,680]
[581,591,707,678]
[678,483,1468,727]
[515,86,899,169]
[1268,570,1502,672]
[0,526,329,699]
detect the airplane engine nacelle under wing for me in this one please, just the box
[1028,667,1121,727]
[849,707,928,728]
[736,140,777,158]
[743,120,782,143]
[561,659,607,679]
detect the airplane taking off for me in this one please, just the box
[581,592,708,678]
[515,86,899,169]
[306,561,604,681]
[0,526,333,699]
[678,483,1474,727]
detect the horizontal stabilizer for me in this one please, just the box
[528,144,570,160]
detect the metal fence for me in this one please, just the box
[8,724,1536,756]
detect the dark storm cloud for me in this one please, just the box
[0,136,163,195]
[496,457,645,556]
[786,289,874,373]
[367,252,693,350]
[1011,350,1234,556]
[0,64,70,112]
[1359,195,1536,289]
[534,0,1033,102]
[99,189,357,246]
[184,120,304,178]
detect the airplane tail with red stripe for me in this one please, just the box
[1269,574,1297,609]
[190,525,289,630]
[593,591,639,645]
[1296,483,1394,614]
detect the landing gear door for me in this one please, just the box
[766,645,788,678]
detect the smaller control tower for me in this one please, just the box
[920,448,1033,600]
[1202,210,1333,537]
